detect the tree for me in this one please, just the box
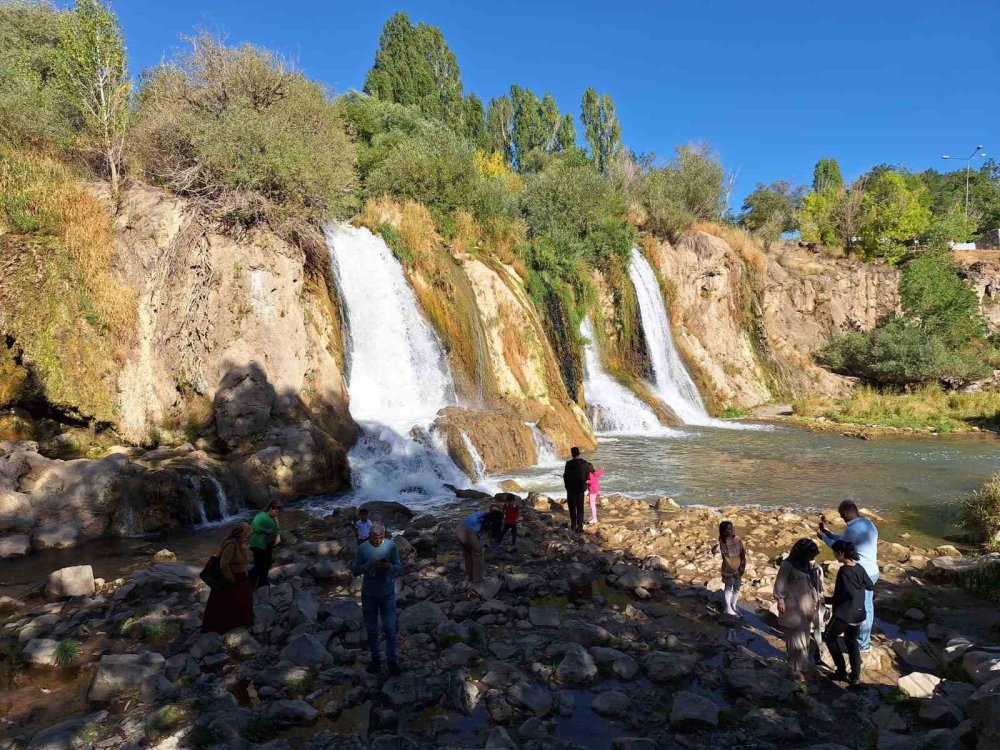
[556,114,576,152]
[486,95,514,166]
[856,170,932,262]
[463,93,488,150]
[798,189,840,246]
[580,88,621,174]
[54,0,131,197]
[638,144,725,237]
[510,85,543,167]
[739,181,805,246]
[812,157,844,193]
[900,252,985,345]
[363,11,465,129]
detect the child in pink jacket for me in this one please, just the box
[587,467,605,525]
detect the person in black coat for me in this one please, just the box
[823,540,875,687]
[562,447,594,533]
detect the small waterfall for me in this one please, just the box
[628,249,716,426]
[325,223,481,505]
[195,476,239,528]
[459,430,487,481]
[526,422,561,465]
[580,317,671,435]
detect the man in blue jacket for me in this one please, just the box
[351,522,403,675]
[819,500,880,651]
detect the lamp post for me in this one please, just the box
[941,145,987,223]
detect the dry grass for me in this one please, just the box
[692,220,766,274]
[451,210,481,254]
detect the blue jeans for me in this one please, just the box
[859,575,878,650]
[362,592,397,664]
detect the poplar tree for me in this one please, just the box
[486,95,515,166]
[812,157,845,194]
[581,87,621,173]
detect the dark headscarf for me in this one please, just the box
[787,538,819,574]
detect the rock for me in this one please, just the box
[894,640,939,670]
[45,564,96,598]
[152,548,176,560]
[969,676,1000,748]
[670,691,719,729]
[918,696,964,727]
[942,637,975,665]
[31,524,79,549]
[611,740,656,750]
[613,567,661,590]
[280,633,333,666]
[0,534,30,558]
[190,631,223,659]
[223,627,261,659]
[471,576,502,600]
[904,608,926,621]
[556,643,598,686]
[288,589,320,625]
[591,691,630,717]
[724,667,796,702]
[898,672,942,699]
[964,648,1000,684]
[264,700,318,727]
[141,674,175,702]
[358,501,414,527]
[438,643,480,670]
[23,638,60,666]
[444,669,479,715]
[561,619,613,647]
[26,711,108,750]
[311,559,351,582]
[213,365,276,448]
[655,496,680,511]
[381,674,445,707]
[743,708,804,740]
[89,652,167,701]
[508,682,553,717]
[399,601,447,633]
[519,716,549,740]
[643,651,697,683]
[485,726,518,749]
[528,605,561,628]
[0,595,25,613]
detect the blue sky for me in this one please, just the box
[114,0,998,209]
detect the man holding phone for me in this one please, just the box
[351,522,403,675]
[818,500,880,652]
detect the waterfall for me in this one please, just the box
[628,249,717,426]
[580,317,672,435]
[526,422,561,466]
[459,430,487,482]
[325,223,479,505]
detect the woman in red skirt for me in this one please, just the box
[201,522,254,634]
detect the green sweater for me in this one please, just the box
[250,511,279,550]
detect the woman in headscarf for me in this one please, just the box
[201,522,254,634]
[773,538,824,677]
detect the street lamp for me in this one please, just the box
[942,145,987,222]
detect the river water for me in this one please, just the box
[500,423,1000,542]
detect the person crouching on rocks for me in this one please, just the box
[711,520,746,619]
[456,510,490,582]
[586,466,605,526]
[823,540,874,688]
[350,521,402,676]
[773,538,824,678]
[202,522,254,634]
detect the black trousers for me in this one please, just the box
[249,545,273,589]
[498,523,518,546]
[824,616,861,680]
[567,490,585,531]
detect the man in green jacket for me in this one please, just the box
[249,502,280,589]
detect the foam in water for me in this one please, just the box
[628,248,719,426]
[526,422,561,466]
[580,317,674,435]
[459,430,487,482]
[325,223,485,506]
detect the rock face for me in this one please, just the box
[434,407,538,475]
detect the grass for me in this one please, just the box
[961,472,1000,551]
[54,638,81,666]
[721,406,748,419]
[240,714,276,743]
[147,703,191,739]
[692,220,766,274]
[792,385,1000,434]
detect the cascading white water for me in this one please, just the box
[526,422,561,466]
[459,430,487,482]
[628,249,717,426]
[580,317,672,435]
[325,223,477,505]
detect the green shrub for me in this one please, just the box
[962,472,1000,550]
[638,144,725,238]
[54,638,81,666]
[721,406,748,419]
[132,33,356,231]
[900,251,986,346]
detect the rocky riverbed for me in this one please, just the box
[2,493,1000,750]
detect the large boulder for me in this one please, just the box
[643,651,698,683]
[399,601,447,634]
[358,501,414,528]
[670,691,719,729]
[556,643,598,686]
[23,638,60,666]
[280,633,333,666]
[263,700,318,727]
[45,565,96,598]
[724,667,797,702]
[898,672,942,699]
[89,652,167,701]
[434,407,538,474]
[969,676,1000,749]
[26,711,108,750]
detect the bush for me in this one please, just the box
[132,33,356,230]
[639,144,725,238]
[0,1,75,148]
[900,251,986,346]
[822,317,992,386]
[962,472,1000,550]
[54,638,81,666]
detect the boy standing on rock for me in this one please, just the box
[351,521,403,675]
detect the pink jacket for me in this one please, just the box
[587,467,605,494]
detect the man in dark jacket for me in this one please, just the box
[562,447,593,533]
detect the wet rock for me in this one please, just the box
[508,681,553,717]
[724,667,796,702]
[964,648,1000,684]
[898,672,941,699]
[556,643,598,686]
[743,707,804,740]
[26,710,108,750]
[398,601,447,633]
[45,564,96,598]
[670,691,719,729]
[561,619,612,647]
[23,638,59,666]
[893,640,939,670]
[591,690,630,717]
[484,726,518,749]
[89,652,167,701]
[518,716,550,740]
[0,595,25,613]
[528,605,560,628]
[438,643,480,669]
[643,651,697,683]
[280,633,333,666]
[358,501,414,528]
[264,699,318,727]
[0,534,29,558]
